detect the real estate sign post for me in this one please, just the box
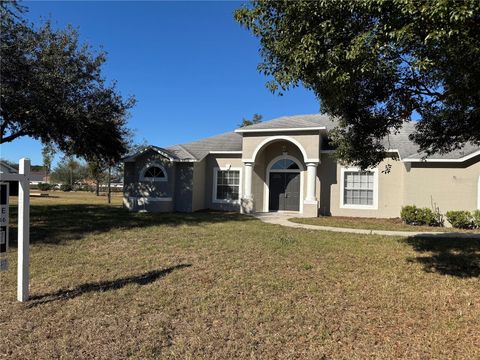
[0,183,9,271]
[0,158,30,301]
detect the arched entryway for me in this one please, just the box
[241,136,319,217]
[266,155,304,212]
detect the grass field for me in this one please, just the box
[290,215,480,233]
[1,192,480,359]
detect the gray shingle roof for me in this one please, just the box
[123,145,194,162]
[384,122,480,160]
[129,114,478,162]
[404,143,480,160]
[382,122,419,159]
[236,113,338,131]
[167,131,242,161]
[165,144,196,161]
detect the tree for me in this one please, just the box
[239,113,263,128]
[0,2,135,163]
[41,142,55,183]
[50,156,88,186]
[87,159,108,196]
[235,1,480,168]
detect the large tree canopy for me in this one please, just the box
[235,0,480,168]
[0,2,135,162]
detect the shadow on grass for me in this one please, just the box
[404,235,480,278]
[8,204,254,245]
[28,264,191,307]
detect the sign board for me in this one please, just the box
[0,183,8,271]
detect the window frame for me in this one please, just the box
[212,167,242,204]
[339,166,379,210]
[270,158,300,171]
[139,162,168,182]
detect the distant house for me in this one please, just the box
[29,171,48,185]
[123,114,480,218]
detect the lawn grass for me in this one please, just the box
[290,215,480,233]
[1,193,480,359]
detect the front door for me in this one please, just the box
[269,172,300,211]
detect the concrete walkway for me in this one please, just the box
[253,212,480,238]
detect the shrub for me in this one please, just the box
[445,210,474,229]
[472,210,480,228]
[401,205,419,225]
[418,208,436,226]
[400,205,443,226]
[60,184,73,192]
[77,184,94,192]
[400,205,442,226]
[37,183,51,191]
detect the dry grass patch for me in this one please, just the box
[1,193,479,359]
[290,216,480,233]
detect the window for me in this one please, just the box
[140,163,168,182]
[214,169,241,203]
[270,158,300,170]
[341,168,378,209]
[144,166,165,179]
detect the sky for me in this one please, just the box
[1,0,320,166]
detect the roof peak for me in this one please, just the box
[235,113,336,132]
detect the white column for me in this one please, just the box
[306,162,318,202]
[243,162,254,200]
[18,158,30,302]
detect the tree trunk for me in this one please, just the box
[96,180,100,196]
[107,166,111,204]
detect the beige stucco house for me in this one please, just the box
[123,114,480,218]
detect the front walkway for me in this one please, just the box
[253,212,480,238]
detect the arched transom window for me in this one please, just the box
[140,163,168,182]
[270,158,300,170]
[144,166,164,178]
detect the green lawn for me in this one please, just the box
[1,193,480,359]
[290,215,480,233]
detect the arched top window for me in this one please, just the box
[140,163,168,182]
[271,158,300,170]
[144,166,165,178]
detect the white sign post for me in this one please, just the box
[0,158,30,302]
[17,159,30,302]
[0,182,9,271]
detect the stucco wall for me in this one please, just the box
[192,159,206,211]
[242,131,321,162]
[204,154,243,211]
[252,151,265,212]
[320,154,404,218]
[320,154,480,218]
[123,149,175,212]
[403,157,480,213]
[174,163,194,212]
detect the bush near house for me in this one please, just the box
[445,211,475,229]
[473,210,480,228]
[60,184,73,192]
[400,205,441,226]
[37,183,52,191]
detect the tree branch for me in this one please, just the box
[0,127,28,143]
